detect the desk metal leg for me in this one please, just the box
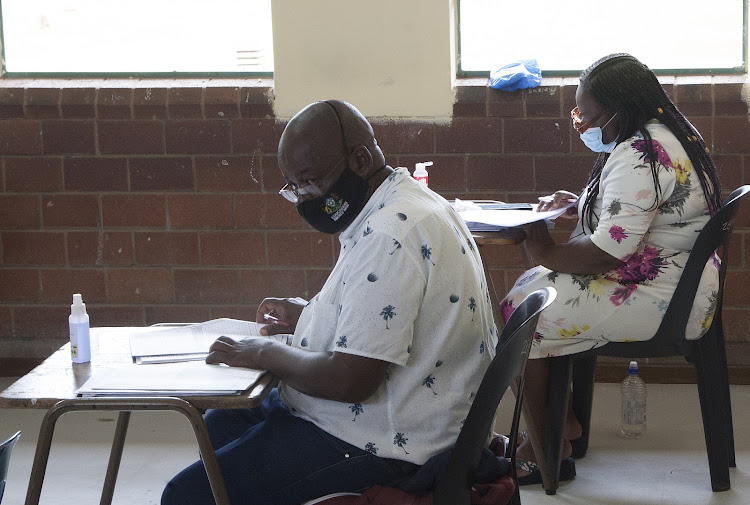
[100,411,131,505]
[24,397,232,505]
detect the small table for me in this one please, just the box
[0,329,276,505]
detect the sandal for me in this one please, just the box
[515,456,576,486]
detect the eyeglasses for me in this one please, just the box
[571,106,610,134]
[279,100,351,204]
[278,154,348,203]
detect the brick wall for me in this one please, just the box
[1,78,749,370]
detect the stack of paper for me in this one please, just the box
[459,201,576,232]
[76,361,265,397]
[130,318,267,364]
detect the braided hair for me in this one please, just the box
[578,53,722,232]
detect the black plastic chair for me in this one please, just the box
[539,185,750,495]
[0,431,21,504]
[433,287,556,505]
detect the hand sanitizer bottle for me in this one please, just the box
[70,293,91,363]
[413,161,432,187]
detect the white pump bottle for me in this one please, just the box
[413,161,433,187]
[69,293,91,363]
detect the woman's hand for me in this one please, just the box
[255,297,307,336]
[537,190,579,218]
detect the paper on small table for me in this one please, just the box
[76,360,265,397]
[130,318,267,364]
[459,201,576,231]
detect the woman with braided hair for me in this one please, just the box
[502,53,723,484]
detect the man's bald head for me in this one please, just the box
[277,100,385,187]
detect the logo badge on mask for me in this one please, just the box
[296,167,369,234]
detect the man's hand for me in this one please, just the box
[206,335,271,370]
[255,297,307,336]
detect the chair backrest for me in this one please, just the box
[0,431,21,504]
[648,185,750,354]
[432,287,557,505]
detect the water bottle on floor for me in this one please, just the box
[621,360,647,438]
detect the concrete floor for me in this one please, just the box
[1,378,748,505]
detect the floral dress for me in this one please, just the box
[501,121,719,358]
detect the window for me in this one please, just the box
[458,0,747,75]
[0,0,273,76]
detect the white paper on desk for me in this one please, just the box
[459,202,576,231]
[76,361,265,396]
[129,318,267,363]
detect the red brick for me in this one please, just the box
[25,88,60,119]
[241,268,307,303]
[714,117,750,154]
[134,232,199,265]
[713,154,743,191]
[723,270,750,307]
[14,306,71,339]
[98,120,164,154]
[371,122,435,155]
[165,119,231,154]
[239,86,274,118]
[561,84,578,119]
[87,306,145,327]
[0,88,25,118]
[134,88,168,119]
[195,156,263,191]
[0,195,41,229]
[673,82,712,117]
[42,195,99,228]
[534,155,596,193]
[0,308,11,338]
[145,305,211,325]
[466,155,534,191]
[453,84,487,118]
[205,87,240,119]
[525,86,562,118]
[42,120,95,154]
[236,193,305,229]
[130,157,194,191]
[0,120,42,155]
[488,89,524,117]
[201,232,266,265]
[2,231,65,265]
[209,305,259,321]
[169,194,233,229]
[108,268,173,303]
[168,88,203,119]
[305,269,332,299]
[395,155,466,192]
[67,231,133,266]
[435,118,503,153]
[4,157,62,192]
[232,118,285,154]
[64,157,128,191]
[41,269,107,303]
[714,82,747,116]
[0,269,40,301]
[267,231,334,266]
[174,269,240,303]
[723,308,750,343]
[504,118,569,153]
[102,194,166,228]
[261,155,285,192]
[689,117,713,152]
[476,243,525,269]
[98,88,132,119]
[61,88,96,118]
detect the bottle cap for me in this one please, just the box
[71,293,87,316]
[628,360,638,374]
[414,161,433,176]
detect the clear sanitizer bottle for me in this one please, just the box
[620,360,647,438]
[413,161,432,187]
[70,293,91,363]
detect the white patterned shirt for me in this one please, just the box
[279,167,497,465]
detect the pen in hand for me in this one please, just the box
[263,313,291,327]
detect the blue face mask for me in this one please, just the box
[579,113,618,153]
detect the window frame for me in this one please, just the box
[456,0,749,77]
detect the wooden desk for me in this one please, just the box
[0,329,276,505]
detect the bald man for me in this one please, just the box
[162,101,498,505]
